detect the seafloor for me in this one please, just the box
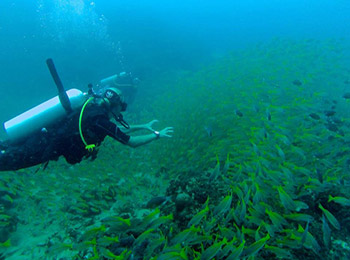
[1,39,350,259]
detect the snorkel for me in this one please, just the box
[114,113,129,129]
[103,87,130,129]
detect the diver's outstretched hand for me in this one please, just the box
[159,127,173,138]
[145,119,159,132]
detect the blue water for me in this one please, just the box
[1,1,350,258]
[0,0,349,126]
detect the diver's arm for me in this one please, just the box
[127,127,173,148]
[127,134,159,147]
[121,124,148,134]
[121,119,159,134]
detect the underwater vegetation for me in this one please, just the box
[1,38,350,259]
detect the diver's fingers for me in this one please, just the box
[150,119,159,125]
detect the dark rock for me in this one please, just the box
[343,92,350,99]
[326,123,338,132]
[235,109,243,117]
[119,236,135,247]
[164,170,231,229]
[175,193,191,212]
[292,79,302,86]
[332,118,343,125]
[324,110,336,117]
[133,240,150,256]
[309,113,320,120]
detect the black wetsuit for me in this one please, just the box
[0,103,130,171]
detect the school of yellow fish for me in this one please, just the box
[1,38,350,259]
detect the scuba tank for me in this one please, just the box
[100,74,119,86]
[4,89,85,143]
[100,72,138,105]
[100,72,132,87]
[3,60,131,144]
[3,59,86,143]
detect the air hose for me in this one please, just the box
[79,97,96,152]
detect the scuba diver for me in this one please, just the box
[0,59,173,171]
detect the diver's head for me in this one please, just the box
[103,87,127,115]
